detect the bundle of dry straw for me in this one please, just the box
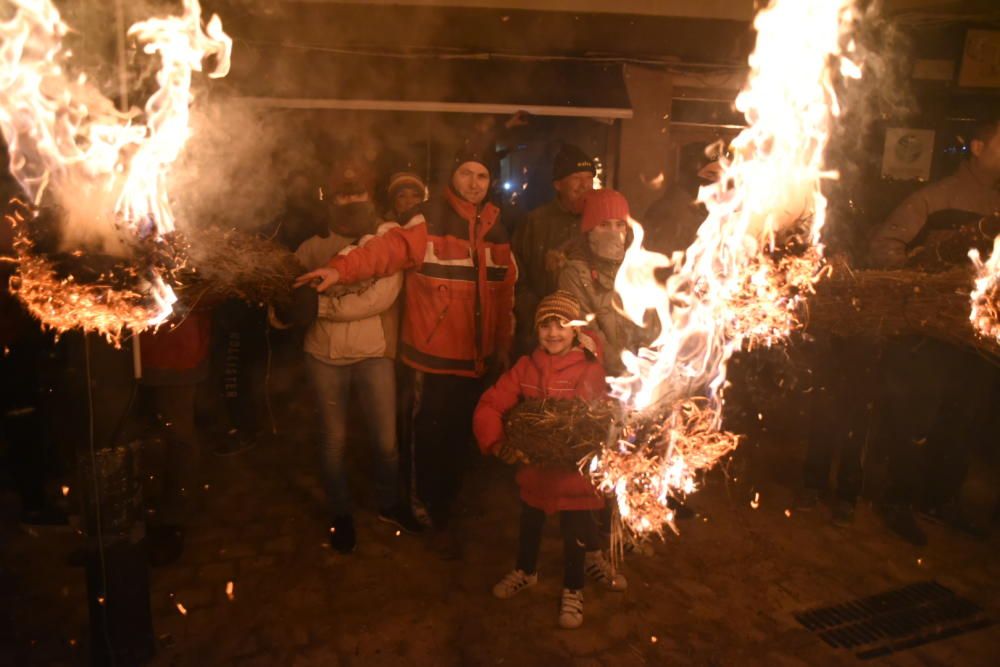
[175,226,305,310]
[503,398,623,468]
[805,255,1000,363]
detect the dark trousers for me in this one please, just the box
[802,336,873,502]
[212,301,267,438]
[396,363,418,509]
[412,371,483,528]
[880,337,994,509]
[0,337,51,512]
[516,502,593,590]
[147,384,201,526]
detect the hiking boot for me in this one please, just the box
[492,569,538,599]
[584,550,627,591]
[378,504,424,535]
[329,515,356,554]
[831,498,856,527]
[558,589,584,629]
[878,505,927,547]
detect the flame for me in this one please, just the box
[970,239,1000,343]
[592,0,862,536]
[0,0,230,340]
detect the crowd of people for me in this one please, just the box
[2,116,998,630]
[284,137,637,628]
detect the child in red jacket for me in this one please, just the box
[473,291,626,630]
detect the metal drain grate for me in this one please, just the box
[794,580,993,660]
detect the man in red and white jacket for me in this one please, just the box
[297,139,517,555]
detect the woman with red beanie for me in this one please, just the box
[555,188,647,376]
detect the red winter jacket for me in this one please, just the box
[325,187,516,378]
[139,309,212,385]
[473,346,607,514]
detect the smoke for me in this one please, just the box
[822,0,915,257]
[169,96,322,234]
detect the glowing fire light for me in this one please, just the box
[970,239,1000,343]
[0,0,231,341]
[591,0,862,536]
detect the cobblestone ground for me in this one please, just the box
[1,394,998,666]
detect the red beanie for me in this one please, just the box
[580,189,629,233]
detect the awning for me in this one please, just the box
[227,44,633,119]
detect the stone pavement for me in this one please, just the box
[1,396,998,666]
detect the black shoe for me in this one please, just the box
[667,497,695,521]
[378,505,424,535]
[329,515,356,554]
[793,488,821,511]
[147,525,185,567]
[831,498,855,527]
[879,505,927,547]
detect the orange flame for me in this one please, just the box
[592,0,862,536]
[970,239,1000,343]
[0,0,230,338]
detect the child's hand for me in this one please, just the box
[496,441,527,465]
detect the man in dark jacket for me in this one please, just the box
[642,141,723,255]
[296,138,517,558]
[869,118,1000,546]
[511,144,595,356]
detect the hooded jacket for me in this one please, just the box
[324,187,517,377]
[473,346,607,514]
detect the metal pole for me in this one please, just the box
[114,0,129,112]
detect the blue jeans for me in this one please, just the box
[306,356,399,518]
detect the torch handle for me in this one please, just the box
[131,334,142,380]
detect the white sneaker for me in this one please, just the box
[492,569,538,599]
[558,588,584,629]
[585,550,628,591]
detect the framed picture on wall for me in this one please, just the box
[880,128,935,181]
[958,30,1000,88]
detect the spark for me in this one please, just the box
[750,493,761,510]
[225,581,234,600]
[176,602,187,616]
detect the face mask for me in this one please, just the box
[588,228,626,262]
[329,201,376,239]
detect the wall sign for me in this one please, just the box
[881,128,935,181]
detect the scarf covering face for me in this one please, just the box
[329,201,377,239]
[587,227,626,262]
